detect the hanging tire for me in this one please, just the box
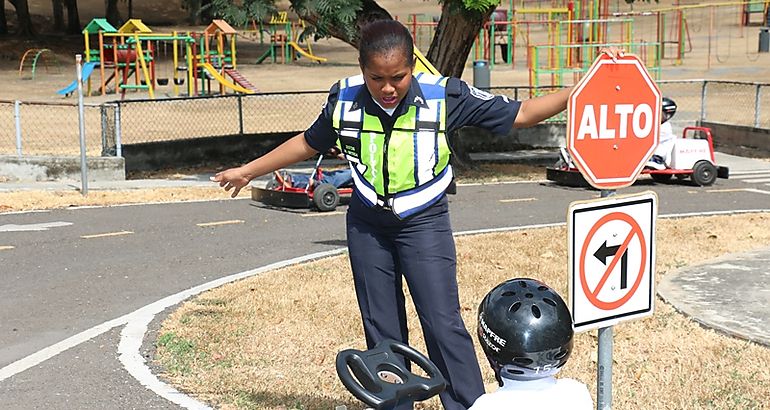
[692,160,718,186]
[313,183,339,211]
[651,173,673,183]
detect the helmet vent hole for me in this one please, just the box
[513,357,533,366]
[518,281,528,288]
[525,293,534,298]
[543,298,557,306]
[509,301,522,313]
[531,305,541,318]
[538,286,548,291]
[502,291,516,297]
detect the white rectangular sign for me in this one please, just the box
[568,191,658,332]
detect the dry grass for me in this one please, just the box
[155,213,770,410]
[0,186,250,213]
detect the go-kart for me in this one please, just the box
[251,154,353,212]
[336,339,446,409]
[546,126,729,188]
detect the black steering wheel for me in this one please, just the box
[335,339,446,409]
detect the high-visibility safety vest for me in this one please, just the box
[332,73,453,219]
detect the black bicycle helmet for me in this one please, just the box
[662,97,677,123]
[477,278,574,385]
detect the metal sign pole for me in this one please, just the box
[76,54,89,196]
[597,188,615,410]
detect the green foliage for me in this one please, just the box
[292,0,363,41]
[460,0,501,13]
[439,0,500,19]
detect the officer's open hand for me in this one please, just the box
[211,167,250,198]
[599,46,626,62]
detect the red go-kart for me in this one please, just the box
[251,154,353,212]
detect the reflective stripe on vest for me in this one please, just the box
[332,74,452,218]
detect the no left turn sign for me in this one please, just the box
[568,192,658,332]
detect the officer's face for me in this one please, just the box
[360,51,413,109]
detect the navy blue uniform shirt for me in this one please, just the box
[304,75,521,153]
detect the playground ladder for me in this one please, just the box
[224,68,259,92]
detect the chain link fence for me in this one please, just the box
[1,80,767,158]
[0,100,103,157]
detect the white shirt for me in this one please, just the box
[653,121,677,162]
[469,377,593,410]
[372,97,396,116]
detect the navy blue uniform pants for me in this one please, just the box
[346,194,485,410]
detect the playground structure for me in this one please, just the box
[249,11,328,64]
[66,18,260,99]
[399,0,769,90]
[18,49,61,80]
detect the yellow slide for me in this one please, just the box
[287,42,328,63]
[200,63,256,94]
[413,47,440,76]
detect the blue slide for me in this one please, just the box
[56,61,99,96]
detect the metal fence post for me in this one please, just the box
[238,94,244,135]
[14,100,22,157]
[115,103,122,157]
[100,104,108,154]
[700,81,708,122]
[754,84,761,128]
[76,54,89,196]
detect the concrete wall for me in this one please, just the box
[699,121,770,157]
[122,132,297,173]
[0,156,125,182]
[0,124,567,180]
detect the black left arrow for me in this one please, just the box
[593,240,628,289]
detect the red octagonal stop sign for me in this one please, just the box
[567,54,661,190]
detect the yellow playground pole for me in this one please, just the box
[186,33,194,96]
[133,33,154,99]
[172,31,179,96]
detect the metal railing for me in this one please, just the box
[1,80,767,157]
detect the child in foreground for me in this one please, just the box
[472,278,593,409]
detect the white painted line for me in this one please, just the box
[707,188,770,195]
[0,221,73,232]
[729,170,770,176]
[729,173,770,180]
[81,231,134,239]
[458,180,544,187]
[499,197,537,203]
[707,188,751,193]
[300,211,346,217]
[196,220,244,227]
[0,246,14,251]
[743,178,770,184]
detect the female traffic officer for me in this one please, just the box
[213,19,622,410]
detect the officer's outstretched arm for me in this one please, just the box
[212,133,318,197]
[513,87,572,128]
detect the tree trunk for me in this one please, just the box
[294,0,391,48]
[9,0,35,36]
[64,0,80,34]
[105,0,121,27]
[52,0,64,32]
[0,1,9,35]
[427,1,494,78]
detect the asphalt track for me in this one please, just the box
[1,155,770,409]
